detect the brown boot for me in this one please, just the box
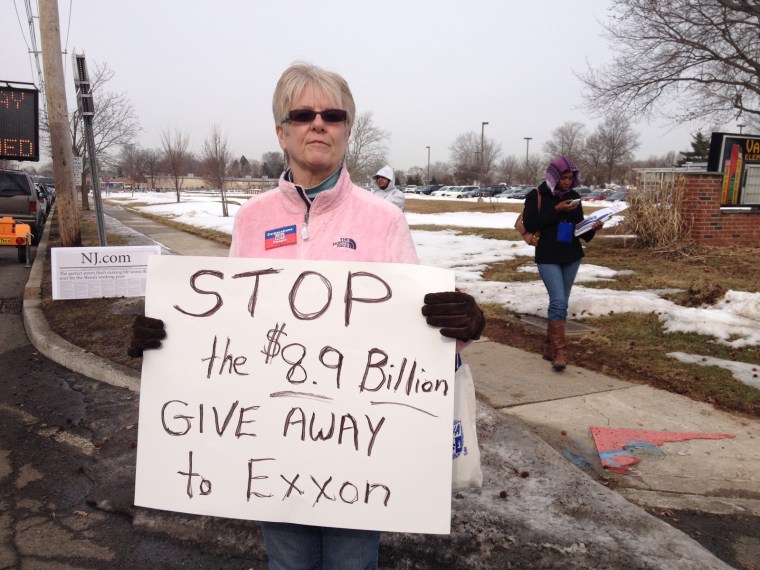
[542,330,554,361]
[548,320,567,371]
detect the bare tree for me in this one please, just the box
[249,158,263,178]
[583,132,606,187]
[41,61,140,209]
[406,166,426,186]
[519,154,544,186]
[543,122,587,162]
[261,151,285,179]
[633,151,678,169]
[160,128,192,203]
[345,111,390,182]
[590,115,641,184]
[580,0,760,128]
[449,132,501,184]
[201,123,233,216]
[118,144,145,191]
[495,155,520,185]
[142,148,162,190]
[428,161,452,185]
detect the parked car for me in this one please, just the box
[606,190,629,202]
[444,185,479,198]
[44,183,56,204]
[403,185,418,194]
[416,184,443,195]
[441,185,466,197]
[472,186,503,198]
[0,168,44,245]
[509,186,536,200]
[584,190,612,201]
[36,183,53,218]
[430,185,452,197]
[575,187,593,197]
[494,187,519,198]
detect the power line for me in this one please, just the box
[12,0,37,85]
[12,0,31,50]
[64,0,73,52]
[25,0,45,105]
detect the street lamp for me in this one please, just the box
[426,146,430,184]
[524,137,532,183]
[481,122,489,184]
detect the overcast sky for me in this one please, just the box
[3,0,736,173]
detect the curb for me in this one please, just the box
[21,214,141,393]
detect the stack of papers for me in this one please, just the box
[574,202,628,236]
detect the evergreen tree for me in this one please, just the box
[678,132,710,165]
[239,155,251,176]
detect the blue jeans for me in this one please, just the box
[260,521,381,569]
[537,260,581,321]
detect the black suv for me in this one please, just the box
[0,169,44,245]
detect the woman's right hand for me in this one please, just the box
[127,315,166,357]
[555,199,580,212]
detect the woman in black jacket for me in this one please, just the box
[523,157,603,371]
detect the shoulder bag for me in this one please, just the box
[514,190,542,246]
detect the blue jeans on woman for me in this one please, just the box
[537,260,581,321]
[260,521,381,569]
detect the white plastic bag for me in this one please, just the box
[452,362,483,491]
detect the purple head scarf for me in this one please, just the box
[545,156,580,196]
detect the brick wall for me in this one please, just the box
[679,172,760,246]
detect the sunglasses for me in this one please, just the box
[283,108,348,124]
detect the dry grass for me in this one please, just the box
[617,179,696,256]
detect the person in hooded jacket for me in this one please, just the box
[522,156,603,371]
[371,165,405,210]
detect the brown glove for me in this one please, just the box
[127,315,166,357]
[421,291,486,342]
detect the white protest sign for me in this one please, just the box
[51,246,161,300]
[135,255,456,534]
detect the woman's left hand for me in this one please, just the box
[592,220,604,232]
[421,291,486,341]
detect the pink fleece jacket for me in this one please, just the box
[230,168,419,264]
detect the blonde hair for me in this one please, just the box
[272,62,355,131]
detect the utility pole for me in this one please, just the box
[480,122,489,185]
[426,146,430,184]
[73,53,107,245]
[39,0,81,246]
[524,137,532,183]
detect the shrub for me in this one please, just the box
[618,178,695,255]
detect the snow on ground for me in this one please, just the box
[105,191,760,388]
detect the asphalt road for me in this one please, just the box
[0,243,266,568]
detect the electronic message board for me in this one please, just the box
[0,86,39,162]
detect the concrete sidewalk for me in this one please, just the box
[467,340,760,517]
[20,205,753,568]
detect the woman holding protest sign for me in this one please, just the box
[129,62,484,568]
[522,156,603,372]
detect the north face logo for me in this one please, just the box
[333,238,357,250]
